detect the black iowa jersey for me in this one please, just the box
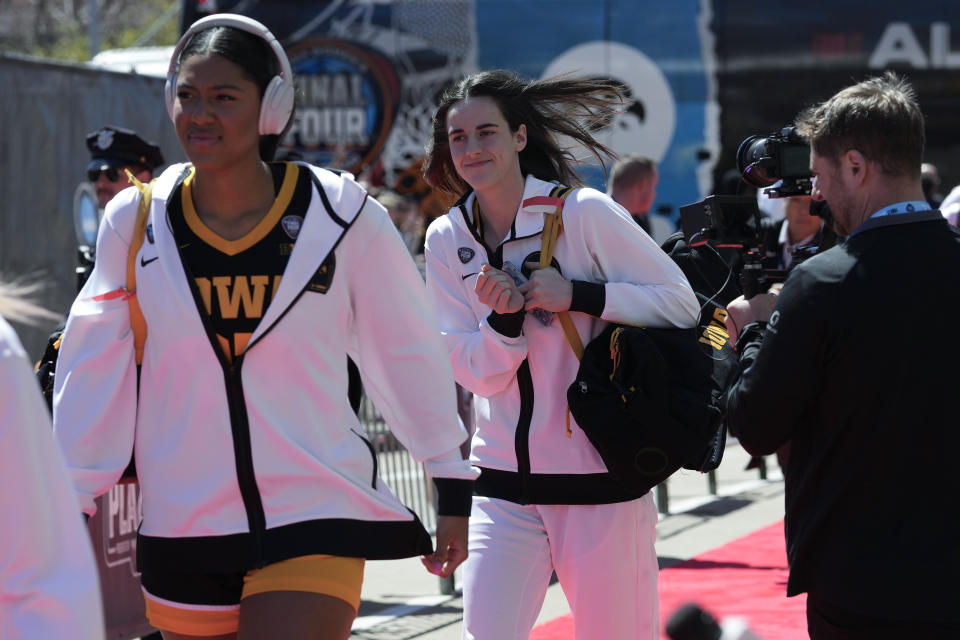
[168,162,312,362]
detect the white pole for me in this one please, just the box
[88,0,100,59]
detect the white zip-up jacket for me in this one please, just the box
[424,175,699,505]
[1,315,105,639]
[53,163,476,575]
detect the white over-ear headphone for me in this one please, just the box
[165,13,295,136]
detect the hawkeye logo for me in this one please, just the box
[284,39,400,174]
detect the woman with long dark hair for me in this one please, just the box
[53,15,474,640]
[423,70,700,639]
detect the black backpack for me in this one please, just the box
[565,232,740,493]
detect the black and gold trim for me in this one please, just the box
[138,516,434,574]
[182,164,301,256]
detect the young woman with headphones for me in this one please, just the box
[422,70,700,639]
[52,15,475,640]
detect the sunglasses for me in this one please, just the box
[87,166,123,182]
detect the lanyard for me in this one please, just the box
[869,200,930,219]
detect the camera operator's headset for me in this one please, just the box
[165,13,295,136]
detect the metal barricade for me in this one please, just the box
[357,394,438,534]
[653,444,775,516]
[358,394,463,593]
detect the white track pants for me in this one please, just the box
[461,493,658,640]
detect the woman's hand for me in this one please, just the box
[475,264,524,314]
[520,263,572,312]
[421,515,468,578]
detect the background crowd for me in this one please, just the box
[2,12,959,640]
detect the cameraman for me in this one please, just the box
[759,195,837,272]
[724,72,960,638]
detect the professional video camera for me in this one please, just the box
[736,126,812,198]
[678,126,827,299]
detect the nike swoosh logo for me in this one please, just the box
[462,272,478,280]
[140,256,159,267]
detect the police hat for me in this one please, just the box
[86,126,164,173]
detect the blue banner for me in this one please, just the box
[476,0,716,233]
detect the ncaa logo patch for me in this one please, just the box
[145,224,155,244]
[282,215,304,239]
[457,247,475,264]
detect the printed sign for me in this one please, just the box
[283,38,400,173]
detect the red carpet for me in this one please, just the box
[530,521,806,640]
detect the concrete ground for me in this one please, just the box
[351,441,785,639]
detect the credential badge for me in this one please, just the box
[282,215,304,239]
[458,247,475,264]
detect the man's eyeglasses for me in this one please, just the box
[87,167,123,182]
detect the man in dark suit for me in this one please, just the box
[724,73,960,638]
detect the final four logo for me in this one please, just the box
[284,39,400,174]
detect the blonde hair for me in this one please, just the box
[608,154,657,191]
[0,279,62,326]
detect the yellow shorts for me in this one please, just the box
[142,554,365,637]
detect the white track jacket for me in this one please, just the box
[53,163,475,575]
[1,316,105,639]
[424,175,699,505]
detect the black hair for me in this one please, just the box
[423,69,625,197]
[177,25,293,161]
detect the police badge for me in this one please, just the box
[96,128,115,150]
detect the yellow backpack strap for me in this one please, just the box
[538,186,570,268]
[124,170,155,366]
[539,187,584,362]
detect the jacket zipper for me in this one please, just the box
[224,357,267,567]
[475,228,535,502]
[514,361,535,502]
[171,218,271,569]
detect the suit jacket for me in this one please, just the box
[727,210,960,622]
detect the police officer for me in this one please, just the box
[86,125,164,209]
